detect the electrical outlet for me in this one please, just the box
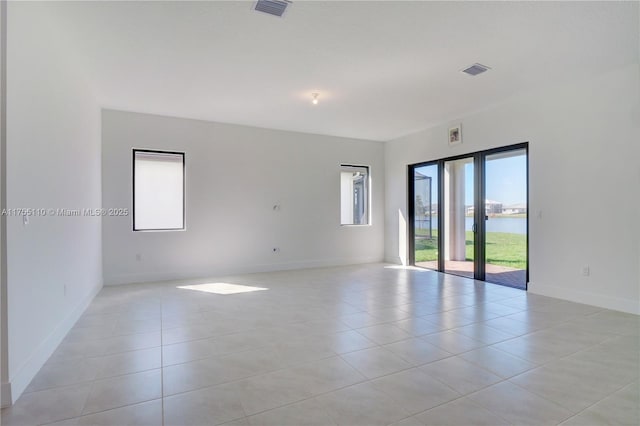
[582,266,590,277]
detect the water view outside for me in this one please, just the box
[424,216,526,234]
[425,216,526,234]
[484,149,527,288]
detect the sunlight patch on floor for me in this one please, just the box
[383,265,430,272]
[177,282,268,295]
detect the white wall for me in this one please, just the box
[0,0,9,408]
[102,110,385,285]
[385,64,640,314]
[5,3,103,403]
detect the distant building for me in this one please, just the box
[485,200,503,214]
[503,203,527,215]
[467,200,502,215]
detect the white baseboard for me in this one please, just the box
[104,256,385,286]
[529,281,640,315]
[7,279,103,405]
[384,256,403,265]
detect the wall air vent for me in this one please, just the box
[461,63,491,76]
[254,0,291,17]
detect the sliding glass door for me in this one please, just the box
[409,143,528,289]
[412,163,439,270]
[484,148,528,288]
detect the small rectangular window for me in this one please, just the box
[133,149,185,231]
[340,165,369,225]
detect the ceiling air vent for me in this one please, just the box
[254,0,291,17]
[461,63,491,76]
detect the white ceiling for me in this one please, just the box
[29,1,640,141]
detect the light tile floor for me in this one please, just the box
[2,264,638,426]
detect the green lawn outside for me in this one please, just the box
[414,229,527,269]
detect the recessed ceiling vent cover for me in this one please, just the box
[462,63,491,76]
[254,0,291,17]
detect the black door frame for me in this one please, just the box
[408,142,529,289]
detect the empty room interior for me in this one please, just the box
[1,1,639,425]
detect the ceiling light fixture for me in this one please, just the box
[312,93,319,105]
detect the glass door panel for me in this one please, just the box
[443,157,475,278]
[413,164,438,270]
[484,148,528,289]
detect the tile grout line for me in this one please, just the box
[232,340,473,420]
[162,351,350,400]
[243,349,502,424]
[558,380,640,425]
[39,318,618,425]
[389,386,513,426]
[74,396,162,421]
[502,335,640,417]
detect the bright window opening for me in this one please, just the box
[133,150,185,231]
[340,165,369,225]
